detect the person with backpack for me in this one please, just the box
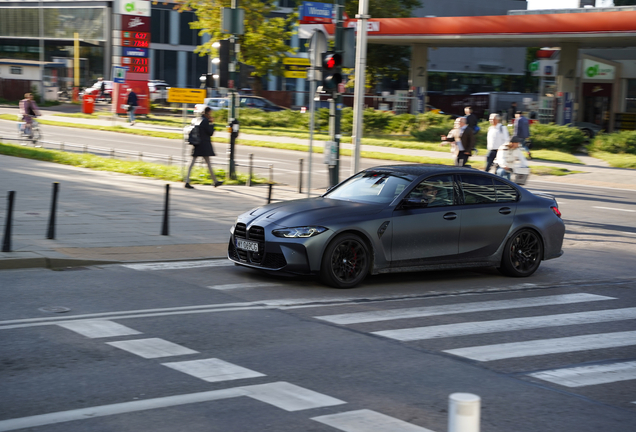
[184,106,223,189]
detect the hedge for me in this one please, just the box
[589,130,636,155]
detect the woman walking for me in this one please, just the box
[185,107,223,189]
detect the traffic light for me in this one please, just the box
[205,73,214,88]
[218,39,230,88]
[321,52,342,92]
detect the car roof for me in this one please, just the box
[365,164,481,177]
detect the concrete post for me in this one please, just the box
[410,44,428,115]
[556,43,578,125]
[448,393,480,432]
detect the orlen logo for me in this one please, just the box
[127,17,143,28]
[586,64,612,78]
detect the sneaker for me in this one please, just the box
[185,183,195,189]
[214,181,224,188]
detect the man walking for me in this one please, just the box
[514,111,532,159]
[485,113,509,173]
[126,88,138,126]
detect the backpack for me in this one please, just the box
[473,125,480,134]
[184,121,201,145]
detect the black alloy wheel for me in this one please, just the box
[320,233,370,288]
[499,229,543,277]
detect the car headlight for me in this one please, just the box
[272,226,328,238]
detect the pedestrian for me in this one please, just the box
[441,116,474,166]
[126,88,138,125]
[514,111,532,159]
[495,136,528,181]
[485,113,509,173]
[184,106,223,189]
[507,101,517,125]
[464,106,478,132]
[98,77,106,100]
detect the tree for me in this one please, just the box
[344,0,422,91]
[176,0,297,94]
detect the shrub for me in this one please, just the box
[528,123,586,153]
[589,130,636,155]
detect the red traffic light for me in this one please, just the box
[322,52,342,70]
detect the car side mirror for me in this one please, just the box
[399,198,428,210]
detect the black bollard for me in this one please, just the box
[46,182,59,239]
[2,191,15,252]
[298,158,303,194]
[161,184,169,236]
[267,183,273,204]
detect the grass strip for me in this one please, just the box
[0,142,261,186]
[589,151,636,169]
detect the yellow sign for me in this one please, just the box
[284,71,308,79]
[167,88,206,104]
[283,57,311,66]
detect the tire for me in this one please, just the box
[320,233,370,288]
[499,229,543,277]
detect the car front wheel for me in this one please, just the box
[320,233,370,288]
[499,229,543,277]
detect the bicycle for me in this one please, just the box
[18,117,42,144]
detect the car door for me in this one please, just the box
[391,174,460,266]
[457,174,518,258]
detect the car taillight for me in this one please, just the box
[551,206,562,218]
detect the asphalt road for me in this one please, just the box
[1,261,636,432]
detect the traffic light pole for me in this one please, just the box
[328,0,345,187]
[228,0,239,180]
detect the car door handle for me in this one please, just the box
[499,207,512,215]
[443,212,457,220]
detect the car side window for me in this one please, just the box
[494,179,518,202]
[460,175,497,204]
[406,175,454,207]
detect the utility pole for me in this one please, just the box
[328,0,345,187]
[351,0,369,176]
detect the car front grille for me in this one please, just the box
[229,224,286,269]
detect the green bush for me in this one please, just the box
[589,130,636,155]
[410,112,456,143]
[527,123,586,153]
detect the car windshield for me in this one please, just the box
[324,171,414,204]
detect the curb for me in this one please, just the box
[0,257,120,271]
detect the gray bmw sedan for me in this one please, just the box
[228,165,565,288]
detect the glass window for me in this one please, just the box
[460,174,496,204]
[0,8,105,40]
[494,179,518,202]
[626,79,636,114]
[325,171,415,204]
[180,11,197,46]
[406,175,455,207]
[10,66,22,75]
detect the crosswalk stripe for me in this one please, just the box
[443,331,636,361]
[528,361,636,388]
[372,307,636,341]
[162,358,266,383]
[106,338,199,358]
[314,294,614,325]
[57,320,142,338]
[312,409,436,432]
[208,283,280,290]
[122,260,234,271]
[0,382,344,431]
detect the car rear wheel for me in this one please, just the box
[320,233,370,288]
[499,229,543,277]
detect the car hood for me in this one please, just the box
[240,197,385,228]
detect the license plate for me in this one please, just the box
[237,239,259,252]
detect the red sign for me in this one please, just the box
[113,81,150,115]
[122,15,151,32]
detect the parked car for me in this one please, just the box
[239,96,287,112]
[82,80,113,102]
[148,80,169,103]
[195,97,230,113]
[228,164,565,288]
[572,121,602,139]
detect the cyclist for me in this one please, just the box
[19,93,41,137]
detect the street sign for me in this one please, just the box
[113,66,127,83]
[284,71,308,79]
[123,47,148,58]
[283,57,311,66]
[167,88,206,104]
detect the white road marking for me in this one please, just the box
[57,320,142,338]
[242,381,346,412]
[208,282,280,290]
[315,294,614,325]
[0,381,343,431]
[122,260,234,271]
[593,206,636,213]
[444,331,636,361]
[312,409,435,432]
[528,361,636,388]
[106,338,198,358]
[372,307,636,341]
[162,358,266,382]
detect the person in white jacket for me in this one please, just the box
[485,113,509,173]
[495,136,528,181]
